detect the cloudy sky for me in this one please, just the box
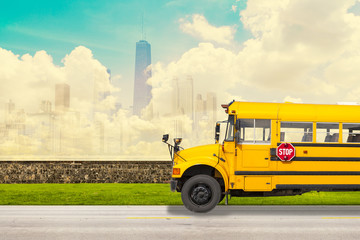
[2,0,360,156]
[2,0,360,109]
[0,0,249,108]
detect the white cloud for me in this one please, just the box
[179,14,236,45]
[0,48,64,111]
[151,0,360,119]
[0,46,128,156]
[283,96,302,103]
[0,46,117,113]
[148,42,240,118]
[235,0,360,103]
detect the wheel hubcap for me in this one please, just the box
[190,184,212,205]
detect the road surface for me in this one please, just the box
[1,205,360,239]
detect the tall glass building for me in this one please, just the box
[133,40,152,116]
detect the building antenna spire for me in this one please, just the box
[141,13,144,40]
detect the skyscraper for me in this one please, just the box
[195,94,205,121]
[194,92,217,133]
[55,83,70,113]
[133,40,152,116]
[206,92,217,125]
[40,100,52,113]
[173,76,194,120]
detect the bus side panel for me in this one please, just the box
[274,175,360,189]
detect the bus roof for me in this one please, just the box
[228,101,360,122]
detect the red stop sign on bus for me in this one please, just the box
[276,143,295,161]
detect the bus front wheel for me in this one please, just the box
[181,174,221,213]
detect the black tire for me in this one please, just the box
[181,175,221,213]
[219,193,225,203]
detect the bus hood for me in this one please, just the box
[174,144,220,164]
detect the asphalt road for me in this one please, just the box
[1,205,360,240]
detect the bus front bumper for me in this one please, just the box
[170,179,178,192]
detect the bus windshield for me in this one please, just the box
[225,115,234,141]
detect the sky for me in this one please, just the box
[0,0,250,108]
[3,0,360,157]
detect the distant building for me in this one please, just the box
[206,92,217,125]
[52,111,80,154]
[40,100,52,113]
[94,121,105,154]
[194,92,217,132]
[173,76,194,120]
[55,83,70,113]
[195,94,205,123]
[133,40,152,116]
[1,100,26,153]
[5,99,15,114]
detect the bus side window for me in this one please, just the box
[316,123,339,143]
[280,122,313,142]
[238,119,271,144]
[255,119,271,143]
[280,132,285,142]
[240,119,255,143]
[343,123,360,143]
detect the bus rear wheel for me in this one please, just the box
[181,175,221,213]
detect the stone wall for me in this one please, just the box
[0,161,173,184]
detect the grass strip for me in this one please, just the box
[0,183,360,205]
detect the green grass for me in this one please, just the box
[228,191,360,205]
[0,184,181,205]
[0,183,360,205]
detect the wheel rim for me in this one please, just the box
[189,183,212,205]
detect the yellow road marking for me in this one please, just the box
[127,217,190,219]
[322,217,360,219]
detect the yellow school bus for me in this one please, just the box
[162,101,360,212]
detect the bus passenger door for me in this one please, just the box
[235,119,273,190]
[237,119,271,168]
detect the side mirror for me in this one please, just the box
[162,134,169,143]
[215,123,220,143]
[235,119,241,131]
[235,131,241,144]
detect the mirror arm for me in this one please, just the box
[235,131,241,144]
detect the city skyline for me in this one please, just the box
[0,31,221,156]
[0,70,220,157]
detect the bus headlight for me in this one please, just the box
[174,138,182,145]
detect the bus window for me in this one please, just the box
[343,123,360,143]
[316,123,339,143]
[255,119,271,143]
[225,115,234,141]
[239,119,271,144]
[281,122,313,142]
